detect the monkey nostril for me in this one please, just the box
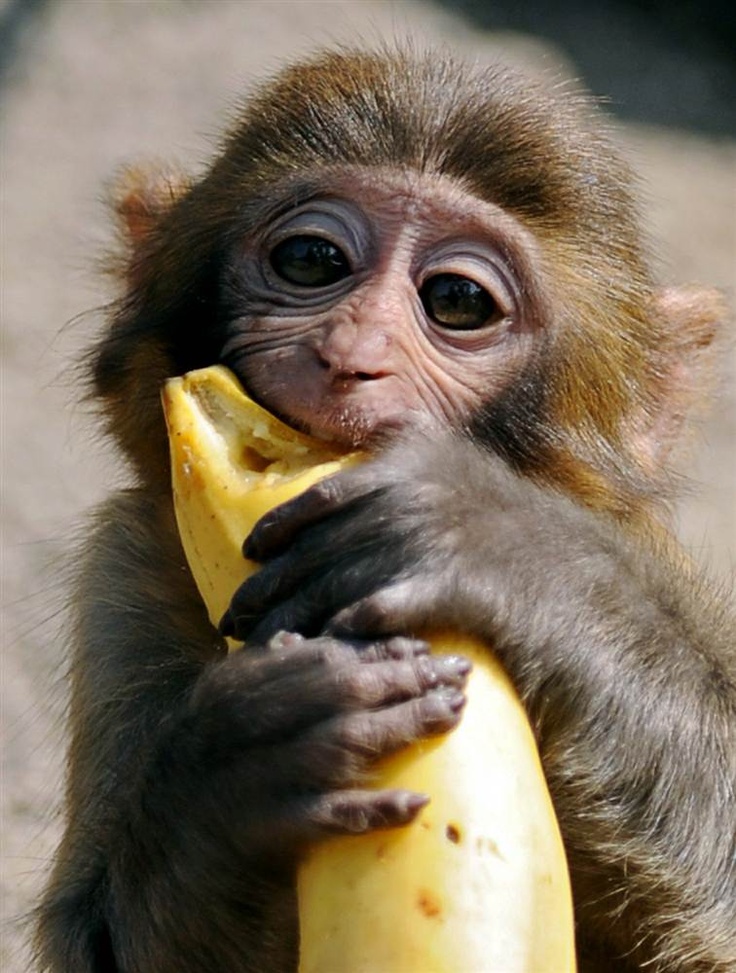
[316,351,385,382]
[332,368,385,385]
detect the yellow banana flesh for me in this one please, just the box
[162,365,576,973]
[161,365,357,640]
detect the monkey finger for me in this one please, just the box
[244,471,385,560]
[235,558,397,643]
[218,552,332,644]
[241,647,470,721]
[316,687,467,765]
[225,507,398,640]
[264,630,307,652]
[234,593,329,643]
[263,632,430,665]
[327,579,432,639]
[339,655,472,712]
[217,679,467,786]
[220,551,317,638]
[355,635,431,663]
[299,788,429,837]
[260,631,392,660]
[232,789,428,855]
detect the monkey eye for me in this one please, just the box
[269,235,351,288]
[419,273,499,330]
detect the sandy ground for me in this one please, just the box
[1,2,734,970]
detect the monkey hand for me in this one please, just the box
[175,632,468,858]
[220,429,612,665]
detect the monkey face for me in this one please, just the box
[218,168,545,447]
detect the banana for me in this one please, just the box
[162,365,576,973]
[161,365,357,643]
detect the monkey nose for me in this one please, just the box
[316,351,386,383]
[315,329,393,382]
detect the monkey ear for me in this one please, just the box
[635,285,726,472]
[109,163,192,249]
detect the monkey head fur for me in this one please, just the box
[95,47,723,517]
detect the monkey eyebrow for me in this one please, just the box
[234,176,335,238]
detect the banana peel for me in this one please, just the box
[162,365,576,973]
[161,366,356,643]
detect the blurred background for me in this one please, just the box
[1,2,733,968]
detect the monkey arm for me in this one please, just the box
[531,564,736,971]
[36,490,466,973]
[228,430,736,971]
[33,490,279,973]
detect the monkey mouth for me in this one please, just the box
[287,397,413,449]
[288,404,399,449]
[230,368,409,448]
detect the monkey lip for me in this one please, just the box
[295,412,398,449]
[284,400,410,449]
[239,375,412,448]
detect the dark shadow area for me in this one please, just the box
[0,0,50,84]
[435,0,736,135]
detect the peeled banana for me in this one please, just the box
[162,365,576,973]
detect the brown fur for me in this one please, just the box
[36,47,734,973]
[95,49,721,516]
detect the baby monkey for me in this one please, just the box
[36,47,735,973]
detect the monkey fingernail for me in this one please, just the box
[387,637,431,659]
[403,791,431,816]
[444,689,468,713]
[430,688,467,715]
[267,631,305,651]
[440,655,472,679]
[421,654,472,687]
